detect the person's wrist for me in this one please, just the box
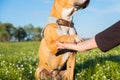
[76,43,84,51]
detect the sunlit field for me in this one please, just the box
[0,42,120,80]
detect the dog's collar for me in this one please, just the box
[47,16,74,27]
[56,19,74,27]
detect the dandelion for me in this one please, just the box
[91,76,94,79]
[97,63,100,66]
[103,65,105,68]
[76,73,79,76]
[9,63,12,66]
[16,64,19,68]
[20,65,23,67]
[22,68,24,70]
[76,59,78,62]
[16,72,18,75]
[103,75,106,79]
[36,63,38,66]
[5,71,9,75]
[18,67,20,70]
[12,63,15,66]
[107,66,110,70]
[93,74,96,77]
[29,71,32,74]
[2,60,5,63]
[19,77,22,80]
[17,61,21,64]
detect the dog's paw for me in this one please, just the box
[57,35,75,43]
[57,35,83,43]
[74,35,83,43]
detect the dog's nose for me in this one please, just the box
[82,0,90,9]
[74,0,90,10]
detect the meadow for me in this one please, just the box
[0,42,120,80]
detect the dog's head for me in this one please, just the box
[51,0,90,20]
[58,0,90,10]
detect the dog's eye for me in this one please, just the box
[74,0,90,9]
[74,3,81,8]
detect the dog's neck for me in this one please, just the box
[50,8,76,21]
[46,16,74,27]
[46,16,58,25]
[50,2,77,22]
[49,6,76,27]
[48,1,78,27]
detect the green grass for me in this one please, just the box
[75,46,120,80]
[0,42,120,80]
[0,42,39,80]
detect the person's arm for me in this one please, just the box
[56,37,98,51]
[95,20,120,52]
[57,20,120,52]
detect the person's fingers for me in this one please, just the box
[56,41,65,49]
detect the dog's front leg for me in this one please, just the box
[44,24,60,55]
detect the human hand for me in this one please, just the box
[56,41,77,50]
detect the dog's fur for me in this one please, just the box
[35,0,89,80]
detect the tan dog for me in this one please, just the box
[35,0,89,80]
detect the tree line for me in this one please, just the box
[0,22,43,42]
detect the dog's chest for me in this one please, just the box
[57,26,76,36]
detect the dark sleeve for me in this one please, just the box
[95,20,120,52]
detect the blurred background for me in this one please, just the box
[0,0,120,42]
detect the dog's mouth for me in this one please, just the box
[61,0,90,20]
[68,0,90,16]
[74,0,90,10]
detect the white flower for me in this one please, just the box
[29,71,32,73]
[2,60,5,63]
[76,73,80,76]
[19,77,22,80]
[21,65,23,67]
[22,68,24,70]
[16,64,19,67]
[9,63,12,66]
[103,75,106,79]
[18,67,20,70]
[97,64,100,66]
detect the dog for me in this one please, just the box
[35,0,89,80]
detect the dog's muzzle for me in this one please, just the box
[74,0,90,10]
